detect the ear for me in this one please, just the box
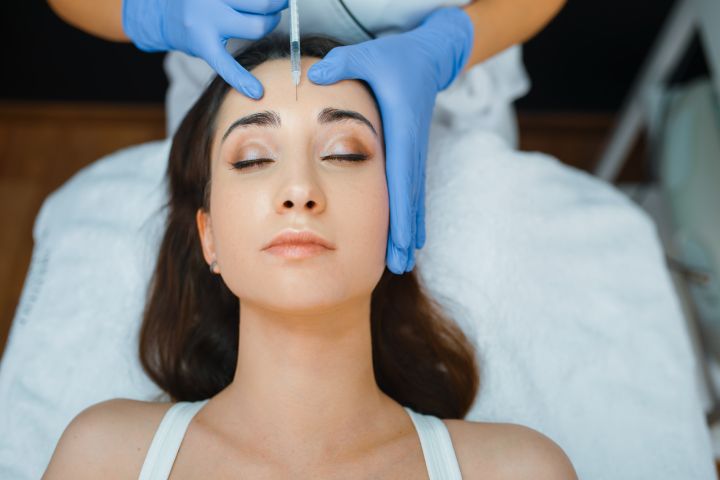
[196,208,216,265]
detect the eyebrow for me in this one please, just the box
[220,107,378,144]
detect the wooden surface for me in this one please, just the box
[0,101,165,358]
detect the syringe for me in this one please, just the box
[290,0,300,101]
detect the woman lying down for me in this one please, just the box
[43,36,577,479]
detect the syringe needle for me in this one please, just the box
[290,0,301,102]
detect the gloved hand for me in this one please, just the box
[307,7,474,274]
[122,0,288,99]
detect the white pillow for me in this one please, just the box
[0,128,714,479]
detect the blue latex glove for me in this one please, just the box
[122,0,288,99]
[307,7,474,274]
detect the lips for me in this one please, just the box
[262,229,336,252]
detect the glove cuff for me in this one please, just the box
[418,7,475,91]
[122,0,168,52]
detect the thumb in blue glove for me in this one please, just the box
[307,7,474,274]
[123,0,288,99]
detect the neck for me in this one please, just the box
[210,295,401,463]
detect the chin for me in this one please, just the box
[240,272,347,304]
[259,291,352,315]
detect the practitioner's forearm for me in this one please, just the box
[47,0,129,42]
[462,0,566,70]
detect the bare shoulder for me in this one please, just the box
[42,398,172,479]
[443,419,578,480]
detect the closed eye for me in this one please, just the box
[230,158,273,170]
[321,154,368,162]
[230,154,368,170]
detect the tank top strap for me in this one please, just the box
[138,399,210,480]
[403,407,463,479]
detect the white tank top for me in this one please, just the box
[137,399,463,479]
[163,0,530,146]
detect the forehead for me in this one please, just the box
[213,58,381,140]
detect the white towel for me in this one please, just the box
[420,124,715,479]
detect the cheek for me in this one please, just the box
[207,181,263,269]
[336,164,389,266]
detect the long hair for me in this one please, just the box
[139,35,480,419]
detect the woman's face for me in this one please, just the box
[197,57,388,314]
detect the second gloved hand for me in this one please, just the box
[122,0,288,98]
[307,7,474,274]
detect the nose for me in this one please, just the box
[281,194,319,211]
[275,169,327,215]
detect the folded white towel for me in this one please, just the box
[0,127,714,479]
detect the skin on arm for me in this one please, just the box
[446,419,579,479]
[462,0,567,70]
[42,399,166,479]
[46,0,128,42]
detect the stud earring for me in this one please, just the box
[209,260,218,274]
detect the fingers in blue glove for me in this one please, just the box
[217,7,283,40]
[212,9,284,98]
[208,45,264,98]
[224,0,289,15]
[386,238,409,275]
[415,173,427,250]
[307,47,359,85]
[405,247,416,272]
[385,118,417,251]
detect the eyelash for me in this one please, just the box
[231,154,368,170]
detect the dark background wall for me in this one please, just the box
[0,0,708,110]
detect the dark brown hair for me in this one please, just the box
[139,34,480,419]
